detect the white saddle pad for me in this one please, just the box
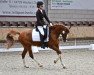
[32,28,49,42]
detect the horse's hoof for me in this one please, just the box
[24,66,29,68]
[54,60,57,64]
[63,66,67,69]
[39,65,43,67]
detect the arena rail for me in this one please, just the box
[0,44,94,53]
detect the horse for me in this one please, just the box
[5,24,70,69]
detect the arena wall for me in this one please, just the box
[0,27,32,41]
[0,26,94,41]
[0,17,36,21]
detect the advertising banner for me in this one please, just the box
[51,0,94,10]
[0,0,42,16]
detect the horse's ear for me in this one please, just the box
[68,25,72,29]
[65,25,71,29]
[69,25,71,29]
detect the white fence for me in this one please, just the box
[0,44,94,53]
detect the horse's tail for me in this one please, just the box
[6,30,20,49]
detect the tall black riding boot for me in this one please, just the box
[40,34,45,49]
[43,28,47,40]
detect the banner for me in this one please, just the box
[51,0,94,10]
[0,0,42,16]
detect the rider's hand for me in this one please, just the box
[50,23,53,26]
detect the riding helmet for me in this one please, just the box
[37,1,44,8]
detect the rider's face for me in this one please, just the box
[39,5,43,9]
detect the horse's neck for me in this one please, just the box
[52,28,62,39]
[50,25,65,39]
[55,31,61,39]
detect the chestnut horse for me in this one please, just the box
[6,25,70,69]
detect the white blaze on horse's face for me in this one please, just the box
[62,31,65,34]
[67,34,69,38]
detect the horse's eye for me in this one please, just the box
[62,31,65,34]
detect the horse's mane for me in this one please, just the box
[50,24,69,38]
[50,24,66,32]
[51,24,66,29]
[53,24,69,30]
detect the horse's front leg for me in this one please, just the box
[54,54,66,69]
[51,45,66,69]
[54,54,61,63]
[59,54,66,69]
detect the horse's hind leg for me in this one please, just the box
[22,48,28,68]
[28,46,43,67]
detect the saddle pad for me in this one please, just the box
[32,28,49,42]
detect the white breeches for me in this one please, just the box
[37,25,47,35]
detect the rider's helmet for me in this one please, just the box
[37,1,44,8]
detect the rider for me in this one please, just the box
[36,1,52,49]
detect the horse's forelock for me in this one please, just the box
[56,25,70,34]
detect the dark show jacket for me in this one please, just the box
[36,9,51,26]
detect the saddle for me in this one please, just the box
[32,27,49,42]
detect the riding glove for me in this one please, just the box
[50,23,53,26]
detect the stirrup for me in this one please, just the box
[41,44,45,49]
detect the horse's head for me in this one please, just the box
[53,25,71,42]
[61,26,70,42]
[50,24,71,42]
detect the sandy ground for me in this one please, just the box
[0,49,94,75]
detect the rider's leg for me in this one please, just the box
[37,26,45,49]
[43,25,47,40]
[37,26,44,35]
